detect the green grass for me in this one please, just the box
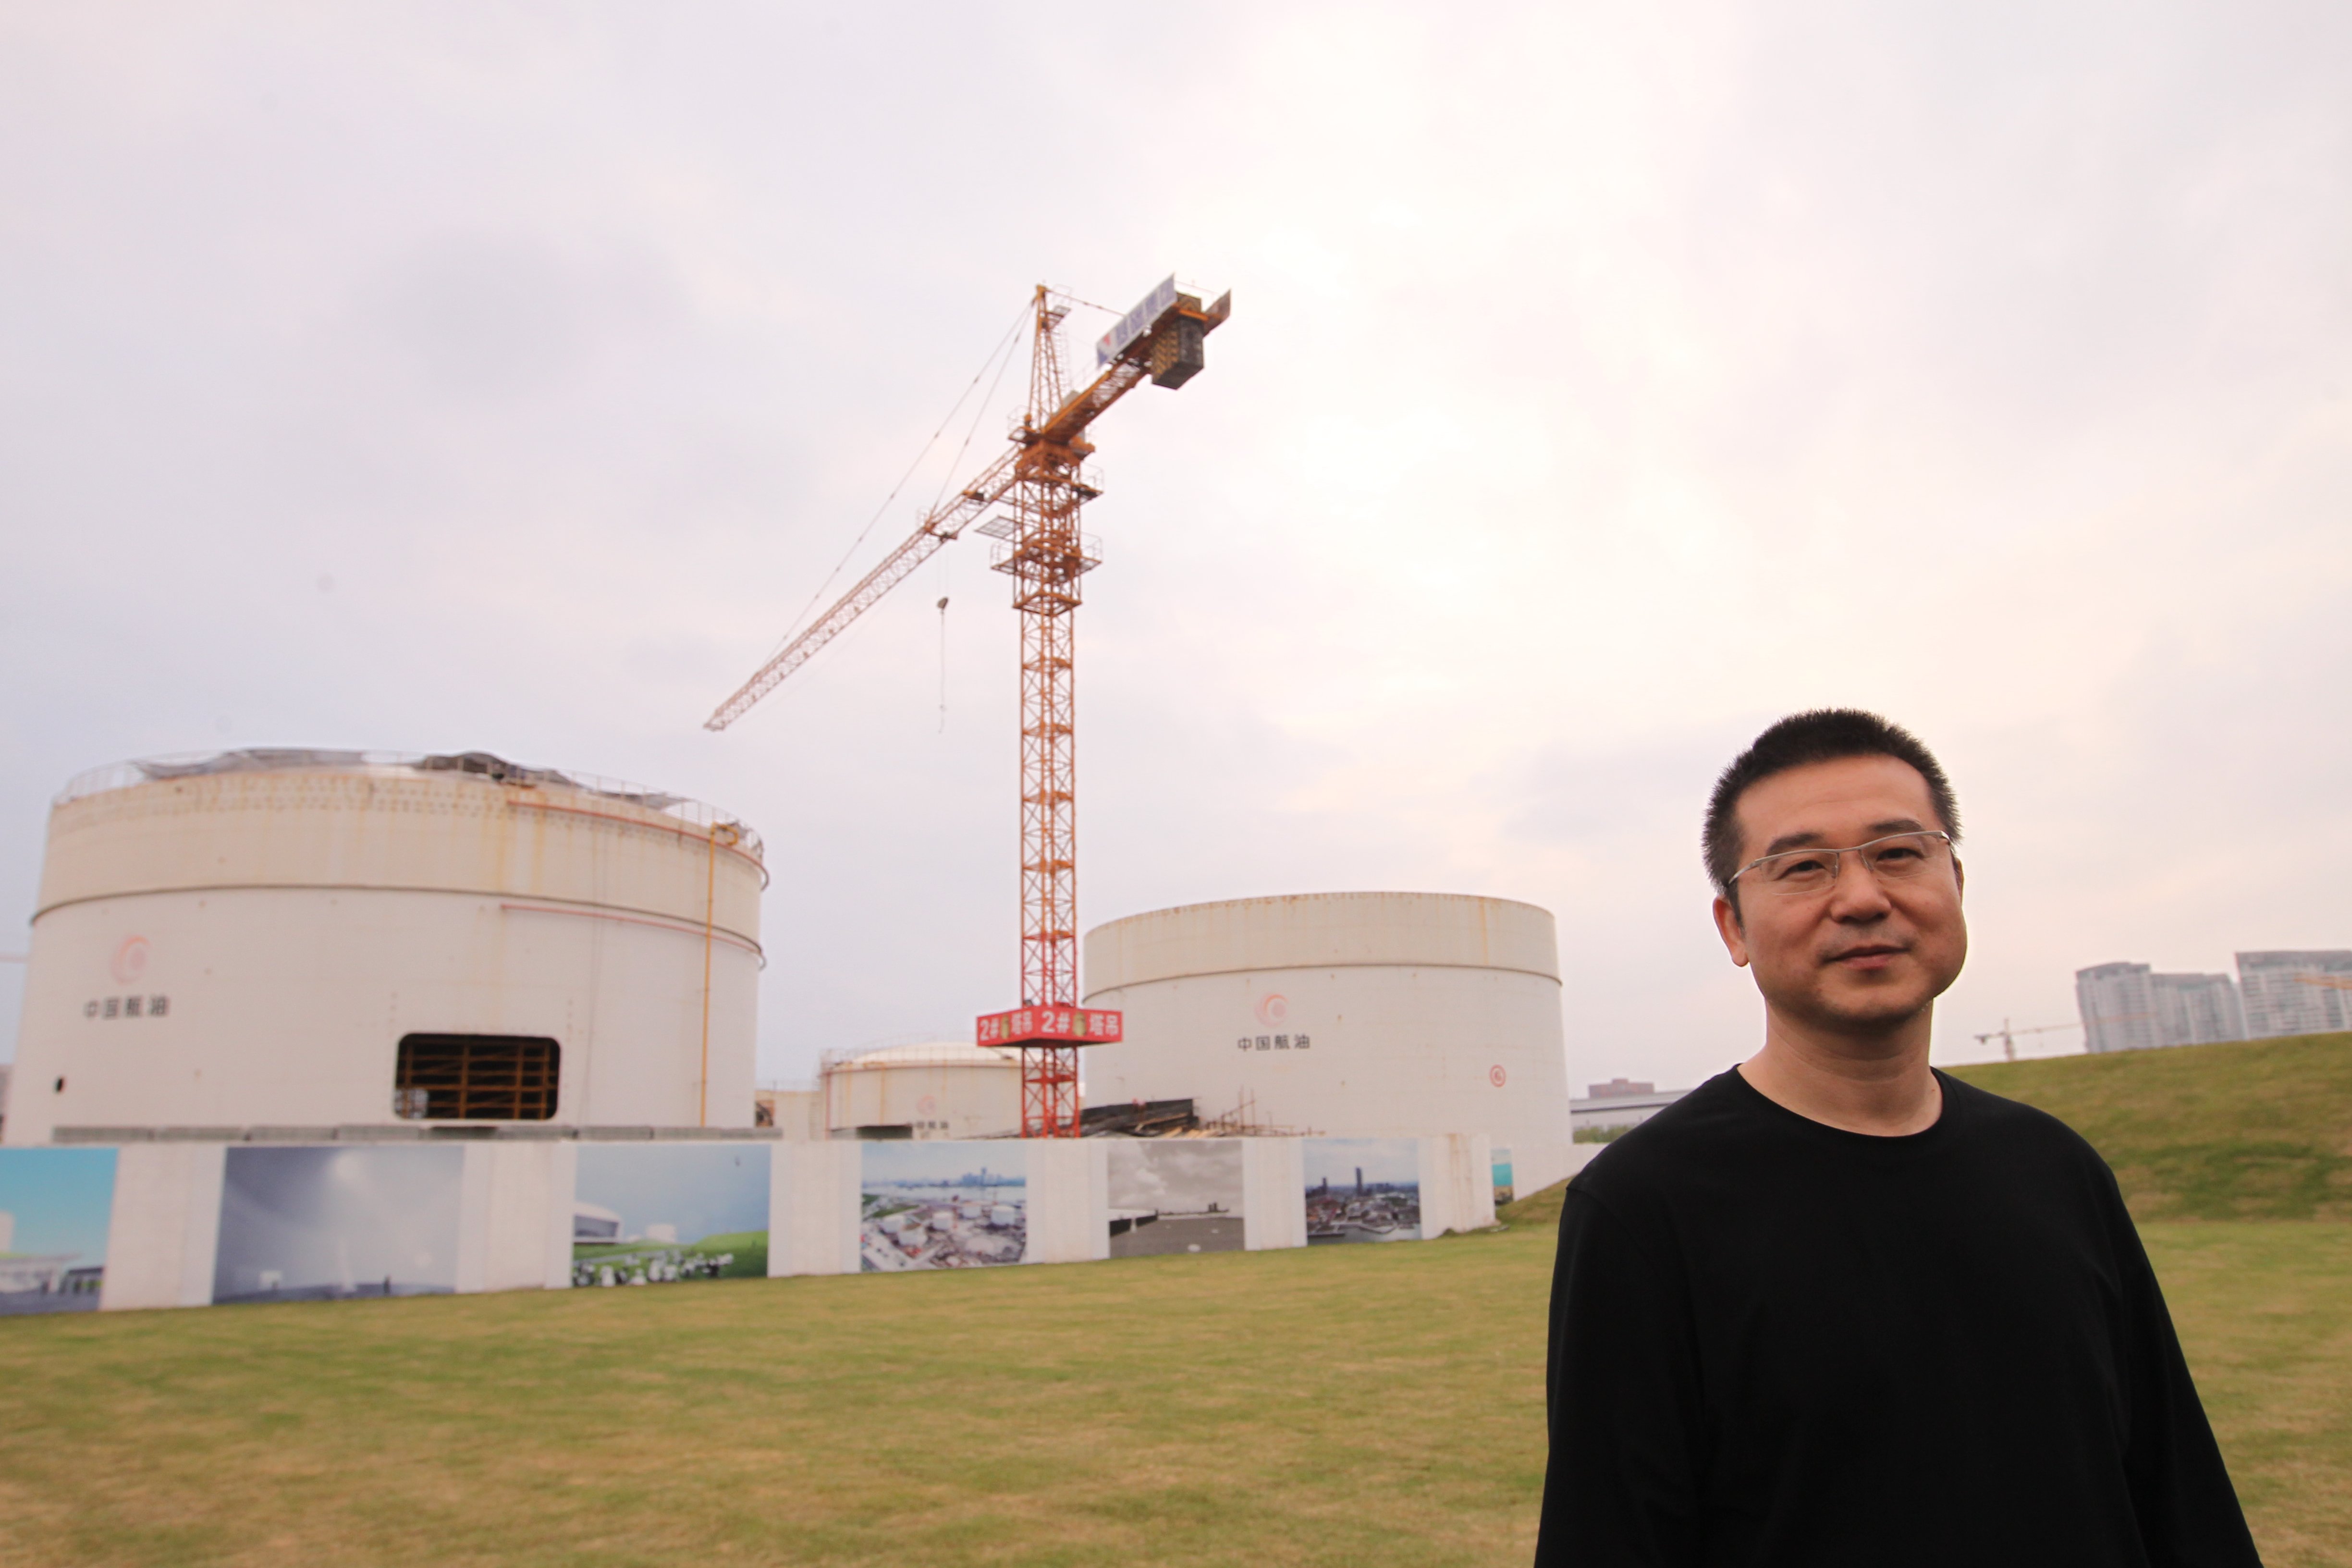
[1949,1031,2352,1221]
[0,1234,1556,1568]
[2137,1223,2352,1566]
[1,1216,2343,1567]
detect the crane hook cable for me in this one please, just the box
[754,294,1030,663]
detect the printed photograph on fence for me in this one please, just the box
[1303,1138,1421,1244]
[1493,1147,1515,1208]
[1106,1139,1244,1258]
[572,1144,770,1287]
[213,1146,461,1303]
[860,1141,1025,1272]
[0,1147,118,1316]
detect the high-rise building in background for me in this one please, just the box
[2236,951,2352,1039]
[2079,951,2352,1051]
[2077,964,2247,1052]
[2149,972,2246,1047]
[2077,963,2161,1054]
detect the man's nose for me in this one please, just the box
[1825,852,1895,920]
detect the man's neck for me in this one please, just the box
[1737,1011,1942,1137]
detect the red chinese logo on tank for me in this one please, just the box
[1489,1065,1508,1088]
[111,936,151,985]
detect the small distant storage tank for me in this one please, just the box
[820,1041,1022,1140]
[1081,893,1574,1178]
[5,750,763,1143]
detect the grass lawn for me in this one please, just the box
[1,1211,2344,1566]
[2143,1223,2352,1566]
[1948,1031,2352,1220]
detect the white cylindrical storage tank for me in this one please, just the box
[6,750,764,1143]
[820,1042,1022,1140]
[1081,893,1573,1175]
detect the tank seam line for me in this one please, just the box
[30,883,760,946]
[1079,959,1561,996]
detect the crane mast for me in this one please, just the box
[708,277,1230,1136]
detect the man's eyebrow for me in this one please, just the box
[1759,818,1929,858]
[1761,831,1825,857]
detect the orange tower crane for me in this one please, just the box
[706,277,1231,1136]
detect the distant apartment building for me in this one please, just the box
[2236,951,2352,1040]
[2151,972,2246,1047]
[2077,963,2247,1053]
[2077,962,2161,1054]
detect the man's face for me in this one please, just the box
[1712,754,1967,1041]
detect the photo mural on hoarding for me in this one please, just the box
[1106,1140,1245,1258]
[1303,1138,1421,1244]
[213,1146,461,1304]
[0,1148,118,1316]
[572,1144,770,1287]
[860,1141,1025,1272]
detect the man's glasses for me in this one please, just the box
[1734,830,1956,897]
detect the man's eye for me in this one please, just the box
[1773,856,1831,878]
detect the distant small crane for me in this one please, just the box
[1972,1019,2084,1062]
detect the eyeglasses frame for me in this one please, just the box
[1733,829,1958,897]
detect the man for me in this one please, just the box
[1534,710,2259,1567]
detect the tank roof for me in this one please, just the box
[1083,890,1560,991]
[821,1041,1020,1071]
[56,748,759,857]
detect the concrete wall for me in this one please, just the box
[99,1144,227,1311]
[52,1133,1493,1315]
[1241,1139,1307,1250]
[769,1142,861,1277]
[1419,1134,1497,1238]
[10,761,762,1143]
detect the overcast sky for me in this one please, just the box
[4,3,2348,1093]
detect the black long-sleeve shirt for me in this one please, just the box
[1537,1067,2260,1567]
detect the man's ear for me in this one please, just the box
[1712,893,1751,968]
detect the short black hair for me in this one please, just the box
[1703,709,1960,899]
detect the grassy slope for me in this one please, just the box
[2143,1224,2352,1566]
[0,1236,1560,1568]
[0,1221,2342,1568]
[1948,1031,2352,1221]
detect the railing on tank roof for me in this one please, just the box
[55,749,762,860]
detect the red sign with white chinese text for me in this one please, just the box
[976,1006,1124,1046]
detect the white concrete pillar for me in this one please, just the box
[1241,1138,1307,1251]
[100,1143,225,1311]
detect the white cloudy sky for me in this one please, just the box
[3,3,2348,1094]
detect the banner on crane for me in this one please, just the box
[1095,275,1178,367]
[977,1005,1125,1047]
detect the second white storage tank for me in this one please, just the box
[1079,893,1574,1183]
